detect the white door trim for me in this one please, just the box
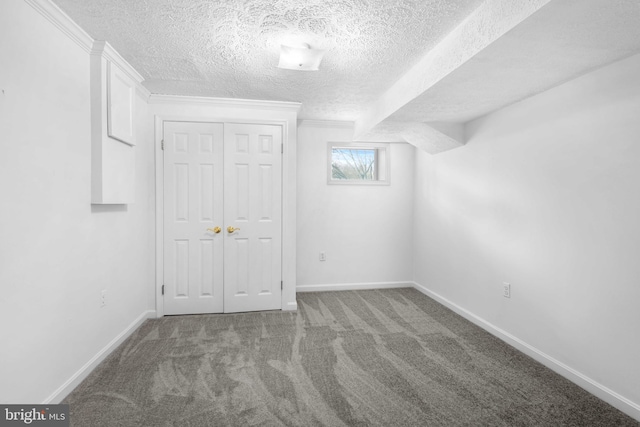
[154,111,298,317]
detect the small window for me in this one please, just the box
[327,142,390,185]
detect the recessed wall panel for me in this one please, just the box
[200,134,213,153]
[259,238,272,294]
[175,240,189,297]
[107,68,134,144]
[236,134,249,153]
[260,135,273,153]
[175,164,189,222]
[235,238,249,295]
[236,164,249,221]
[259,164,272,221]
[200,164,214,221]
[200,240,214,296]
[174,133,189,153]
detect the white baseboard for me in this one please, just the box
[43,310,156,404]
[410,281,640,422]
[283,301,298,311]
[296,281,413,292]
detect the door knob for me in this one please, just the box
[206,227,221,234]
[227,226,240,233]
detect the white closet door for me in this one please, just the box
[163,121,224,315]
[223,123,283,313]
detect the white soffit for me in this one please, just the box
[358,121,464,154]
[355,0,640,153]
[353,0,554,138]
[386,0,640,124]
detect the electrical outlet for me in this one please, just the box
[319,252,326,262]
[101,289,107,307]
[503,282,511,298]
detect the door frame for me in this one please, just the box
[151,97,300,317]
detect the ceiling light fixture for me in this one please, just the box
[277,43,325,71]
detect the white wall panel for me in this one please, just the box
[413,53,640,417]
[297,123,415,286]
[0,1,154,403]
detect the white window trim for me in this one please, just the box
[327,142,390,186]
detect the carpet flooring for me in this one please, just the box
[64,288,639,426]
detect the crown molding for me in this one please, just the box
[91,41,144,84]
[148,94,302,112]
[24,0,93,53]
[298,119,354,129]
[136,84,151,101]
[24,0,147,95]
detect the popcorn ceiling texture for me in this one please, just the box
[52,0,640,152]
[53,0,485,120]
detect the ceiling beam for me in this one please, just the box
[353,0,553,139]
[359,121,465,155]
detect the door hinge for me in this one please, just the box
[161,140,164,150]
[281,281,283,290]
[281,144,283,154]
[162,285,165,295]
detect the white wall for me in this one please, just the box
[413,53,640,416]
[297,122,414,288]
[0,1,154,403]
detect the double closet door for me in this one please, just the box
[163,121,282,314]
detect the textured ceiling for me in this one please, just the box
[51,0,640,153]
[52,0,485,121]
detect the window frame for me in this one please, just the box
[327,142,390,186]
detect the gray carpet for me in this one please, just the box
[64,288,639,426]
